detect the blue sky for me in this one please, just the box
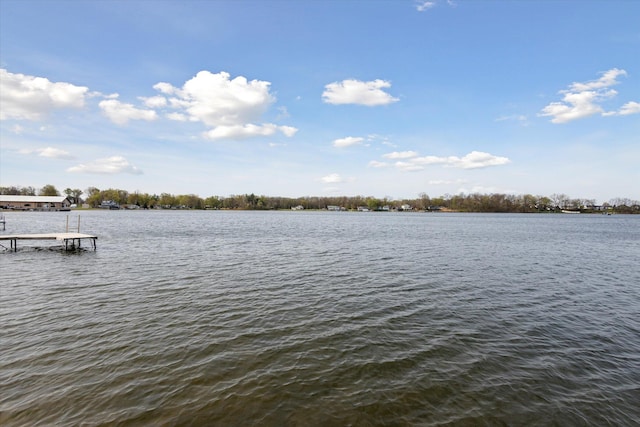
[1,0,638,203]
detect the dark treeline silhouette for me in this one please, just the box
[2,185,639,214]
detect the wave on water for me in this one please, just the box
[1,211,639,426]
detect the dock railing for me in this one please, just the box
[0,214,97,252]
[66,214,81,233]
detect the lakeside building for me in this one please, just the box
[0,195,72,211]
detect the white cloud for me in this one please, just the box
[416,1,436,12]
[368,160,389,168]
[166,112,188,121]
[18,146,75,159]
[204,123,298,140]
[38,147,74,159]
[156,71,274,126]
[151,70,296,139]
[569,68,626,92]
[450,151,511,169]
[383,151,418,159]
[385,150,510,171]
[613,101,640,116]
[539,68,639,123]
[99,98,158,125]
[416,0,455,12]
[141,95,167,108]
[152,82,174,94]
[67,156,143,175]
[279,126,298,137]
[322,79,399,106]
[321,173,343,183]
[539,90,612,123]
[0,68,88,121]
[333,136,364,148]
[38,147,75,159]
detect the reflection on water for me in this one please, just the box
[1,211,639,425]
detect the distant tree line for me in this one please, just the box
[1,185,639,214]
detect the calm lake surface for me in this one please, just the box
[1,210,639,426]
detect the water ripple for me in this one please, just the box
[1,211,639,426]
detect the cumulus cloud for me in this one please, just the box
[151,70,297,139]
[378,150,510,171]
[539,68,639,123]
[333,136,364,148]
[204,123,298,140]
[610,101,640,116]
[67,156,143,175]
[1,68,296,140]
[99,98,158,125]
[166,112,188,121]
[322,79,399,106]
[18,146,75,159]
[0,68,88,121]
[321,173,343,183]
[141,95,167,108]
[156,71,273,126]
[383,151,418,159]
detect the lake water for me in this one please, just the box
[1,210,639,426]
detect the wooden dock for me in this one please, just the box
[0,232,97,251]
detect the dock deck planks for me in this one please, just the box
[0,232,97,251]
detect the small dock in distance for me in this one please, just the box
[0,232,97,251]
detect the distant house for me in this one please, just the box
[0,195,72,211]
[99,200,120,209]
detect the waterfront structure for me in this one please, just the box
[0,196,72,211]
[0,232,97,251]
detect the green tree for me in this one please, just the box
[85,187,101,207]
[0,186,19,195]
[39,184,60,196]
[204,196,221,209]
[159,193,176,208]
[64,188,83,204]
[176,194,204,209]
[366,197,382,211]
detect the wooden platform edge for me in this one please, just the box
[0,233,97,252]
